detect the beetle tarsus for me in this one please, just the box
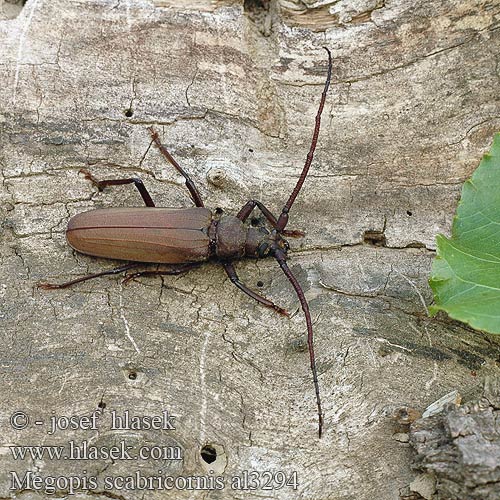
[38,282,63,290]
[122,274,138,285]
[79,168,100,187]
[282,229,305,238]
[274,305,290,317]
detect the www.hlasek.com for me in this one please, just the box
[10,440,182,461]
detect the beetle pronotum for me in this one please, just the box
[40,48,332,437]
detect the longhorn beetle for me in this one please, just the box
[40,48,332,437]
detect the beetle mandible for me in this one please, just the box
[40,48,332,438]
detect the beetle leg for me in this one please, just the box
[79,169,155,207]
[237,200,305,237]
[122,263,201,284]
[38,263,140,289]
[148,127,205,208]
[223,262,289,317]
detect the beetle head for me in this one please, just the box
[245,227,289,258]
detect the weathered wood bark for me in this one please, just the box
[410,378,500,500]
[0,0,499,499]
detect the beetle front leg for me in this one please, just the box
[38,263,140,289]
[80,169,156,207]
[223,262,289,316]
[237,200,305,238]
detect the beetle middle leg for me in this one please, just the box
[149,127,205,208]
[122,263,202,284]
[223,262,289,317]
[237,200,305,238]
[79,169,155,207]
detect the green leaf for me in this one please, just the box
[429,133,500,333]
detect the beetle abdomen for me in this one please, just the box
[66,207,212,264]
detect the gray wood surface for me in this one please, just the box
[1,0,499,498]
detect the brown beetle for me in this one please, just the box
[40,48,332,437]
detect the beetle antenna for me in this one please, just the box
[276,47,332,232]
[274,249,323,438]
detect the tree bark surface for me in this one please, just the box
[410,378,500,500]
[0,0,499,499]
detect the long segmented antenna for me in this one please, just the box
[277,47,332,232]
[272,48,332,437]
[274,249,323,437]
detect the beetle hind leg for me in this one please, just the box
[223,262,289,317]
[38,263,140,289]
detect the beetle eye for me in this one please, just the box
[258,242,269,257]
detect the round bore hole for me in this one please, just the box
[250,217,260,227]
[128,370,137,380]
[200,445,217,464]
[256,280,264,288]
[124,109,133,118]
[215,207,223,215]
[406,210,413,216]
